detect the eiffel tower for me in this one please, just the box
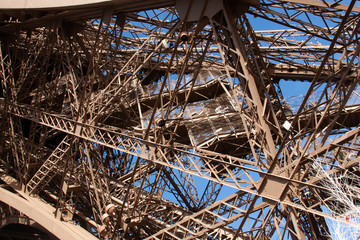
[0,0,360,239]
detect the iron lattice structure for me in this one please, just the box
[0,0,360,239]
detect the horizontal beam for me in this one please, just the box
[0,0,173,10]
[278,0,360,13]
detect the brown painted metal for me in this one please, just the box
[0,0,360,239]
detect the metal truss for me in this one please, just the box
[1,0,360,239]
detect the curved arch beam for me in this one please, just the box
[1,215,47,232]
[0,215,57,240]
[0,187,97,240]
[0,0,112,10]
[0,0,172,10]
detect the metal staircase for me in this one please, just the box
[26,136,71,194]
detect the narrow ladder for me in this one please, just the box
[27,136,71,194]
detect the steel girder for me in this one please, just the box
[1,0,360,239]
